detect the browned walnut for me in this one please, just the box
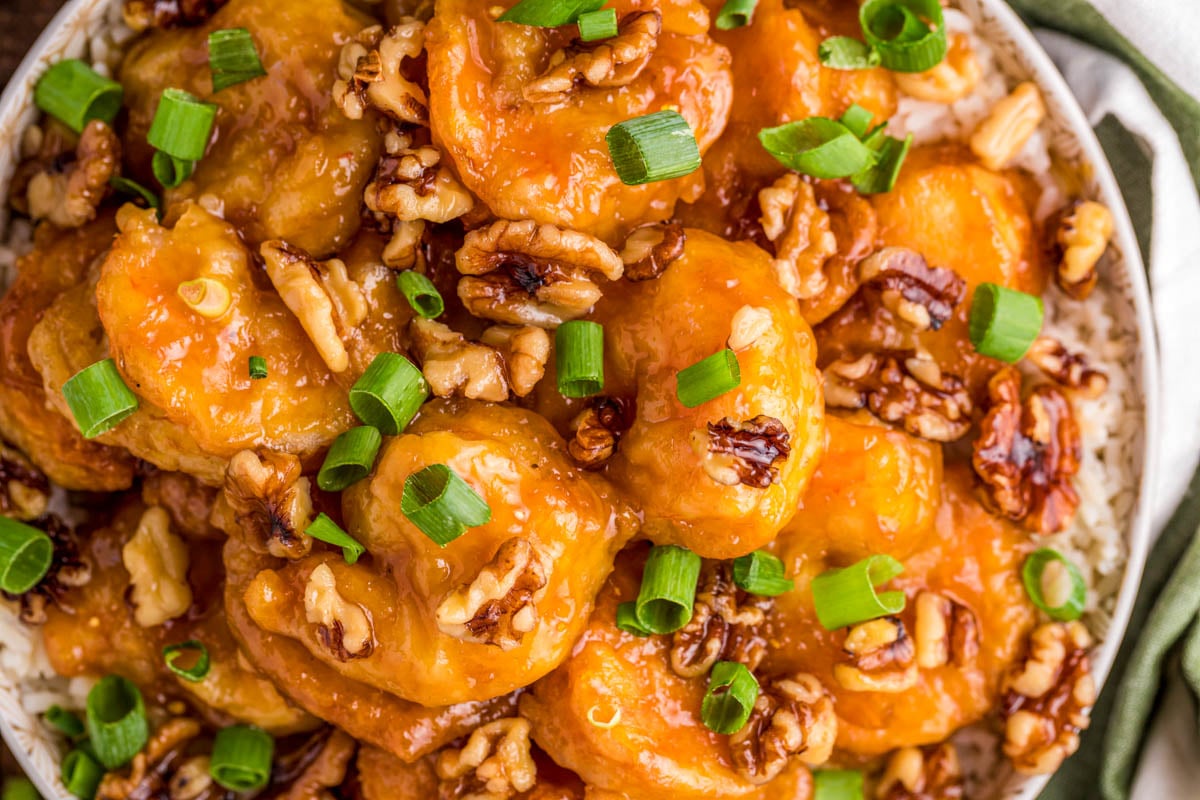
[333,22,430,125]
[913,591,979,670]
[758,173,837,300]
[1050,200,1113,300]
[620,222,686,282]
[834,616,919,693]
[364,130,474,224]
[688,416,792,488]
[270,728,358,800]
[0,442,50,521]
[305,562,376,661]
[973,367,1081,535]
[122,0,228,30]
[435,717,538,799]
[857,247,967,332]
[411,319,550,402]
[436,538,549,651]
[567,397,633,470]
[97,718,204,800]
[523,11,662,104]
[729,674,837,784]
[876,743,964,800]
[669,562,771,679]
[223,450,314,559]
[25,120,119,229]
[1025,336,1108,398]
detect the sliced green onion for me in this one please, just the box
[556,320,604,398]
[318,427,383,492]
[151,151,195,189]
[45,705,86,740]
[634,544,702,634]
[606,111,702,186]
[208,28,266,92]
[615,601,651,637]
[401,464,492,547]
[305,513,366,564]
[838,104,875,139]
[0,518,53,595]
[396,271,444,319]
[148,89,217,161]
[210,725,274,792]
[108,176,160,215]
[349,353,429,436]
[732,551,794,597]
[813,769,864,800]
[162,640,211,682]
[62,359,139,439]
[2,778,39,800]
[701,661,759,734]
[818,37,881,71]
[859,0,946,73]
[758,118,876,179]
[498,0,605,26]
[1022,548,1086,622]
[61,750,103,800]
[577,8,618,40]
[248,355,268,380]
[33,59,123,134]
[811,554,906,630]
[968,283,1044,363]
[715,0,757,30]
[675,348,740,408]
[85,675,148,770]
[852,131,912,194]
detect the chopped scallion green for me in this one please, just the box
[813,769,864,800]
[715,0,758,30]
[606,111,702,186]
[859,0,946,72]
[810,554,906,630]
[577,8,618,40]
[498,0,605,27]
[818,36,881,70]
[33,59,123,134]
[634,544,702,634]
[162,640,211,682]
[62,359,139,439]
[208,28,267,92]
[401,464,492,547]
[210,725,274,792]
[45,705,86,740]
[348,352,429,435]
[85,675,148,770]
[758,117,876,179]
[396,271,444,319]
[731,551,794,596]
[147,88,217,162]
[556,320,605,398]
[317,426,383,492]
[0,518,52,595]
[305,513,367,564]
[1022,548,1086,621]
[701,661,758,734]
[61,749,103,800]
[968,282,1044,362]
[675,349,740,408]
[248,355,268,380]
[615,601,652,637]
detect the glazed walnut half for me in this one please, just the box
[1025,336,1108,398]
[223,450,314,559]
[876,743,964,800]
[857,247,967,333]
[669,562,770,678]
[758,173,837,301]
[729,674,837,784]
[567,397,633,470]
[1050,200,1113,300]
[435,717,538,800]
[688,416,792,488]
[364,130,474,225]
[333,22,430,125]
[436,538,549,650]
[523,11,662,105]
[834,616,919,694]
[0,442,50,521]
[410,318,549,402]
[25,120,119,229]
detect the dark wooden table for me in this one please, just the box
[0,0,68,88]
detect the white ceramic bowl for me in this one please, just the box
[0,1,1162,797]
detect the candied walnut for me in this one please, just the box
[973,367,1081,535]
[758,173,837,300]
[436,538,548,651]
[25,120,119,229]
[260,240,368,373]
[436,718,538,799]
[729,674,837,784]
[893,32,981,104]
[969,82,1045,171]
[823,351,973,442]
[121,0,227,30]
[728,306,773,352]
[364,132,474,224]
[382,219,426,269]
[669,562,769,678]
[1050,200,1114,300]
[166,755,215,800]
[567,397,632,470]
[1001,621,1095,775]
[913,591,979,669]
[224,450,314,559]
[834,616,919,693]
[270,728,358,800]
[456,220,623,328]
[411,319,550,401]
[2,515,91,625]
[97,718,203,800]
[305,563,376,660]
[0,443,50,521]
[479,325,551,397]
[1025,336,1108,398]
[122,506,193,628]
[523,11,662,104]
[876,743,964,800]
[333,22,429,125]
[857,247,966,332]
[620,222,686,282]
[688,416,792,488]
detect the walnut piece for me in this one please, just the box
[728,306,774,352]
[1025,336,1108,398]
[456,220,623,328]
[523,11,661,104]
[122,506,193,628]
[620,222,686,282]
[305,562,375,660]
[857,247,966,332]
[876,743,964,800]
[670,562,770,678]
[1001,621,1095,775]
[823,350,973,442]
[893,32,981,104]
[97,718,203,800]
[689,416,791,488]
[436,538,548,651]
[411,319,550,401]
[435,718,538,799]
[364,131,474,224]
[26,120,119,229]
[271,728,358,800]
[913,591,979,670]
[479,325,551,397]
[969,82,1045,171]
[729,674,837,784]
[567,397,632,470]
[224,450,314,559]
[0,443,50,521]
[834,616,919,693]
[333,22,429,125]
[1051,200,1114,300]
[972,367,1081,535]
[122,0,227,30]
[758,173,837,300]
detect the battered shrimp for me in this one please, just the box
[426,0,733,244]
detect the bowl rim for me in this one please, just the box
[0,0,1163,797]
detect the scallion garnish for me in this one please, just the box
[151,152,195,189]
[396,271,444,319]
[838,104,875,140]
[305,514,366,564]
[208,28,266,92]
[675,348,740,408]
[317,426,383,492]
[858,0,946,72]
[700,661,758,734]
[248,356,268,380]
[1022,548,1086,621]
[968,283,1043,363]
[45,705,86,740]
[62,359,139,439]
[85,675,148,769]
[852,130,913,194]
[615,601,652,637]
[498,0,605,27]
[108,176,160,216]
[818,37,881,71]
[33,59,123,134]
[147,88,217,188]
[162,640,210,682]
[348,353,428,435]
[606,110,702,186]
[732,551,794,596]
[556,320,604,398]
[634,544,702,634]
[577,8,618,40]
[759,117,875,179]
[210,725,274,792]
[714,0,758,30]
[813,769,864,800]
[2,778,38,800]
[811,554,905,630]
[0,518,52,595]
[61,749,103,800]
[401,464,492,547]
